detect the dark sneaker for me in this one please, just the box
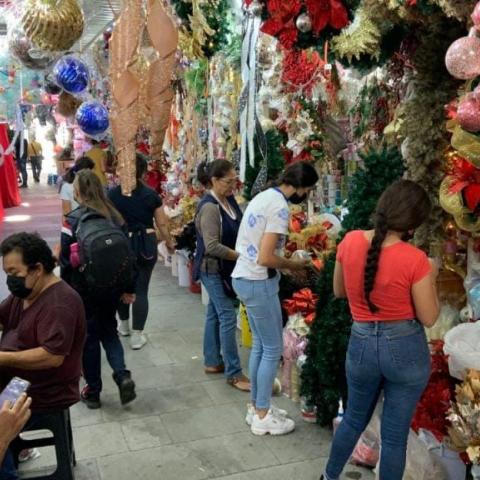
[113,370,136,405]
[81,385,101,409]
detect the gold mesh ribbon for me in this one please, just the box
[22,0,84,52]
[109,0,144,195]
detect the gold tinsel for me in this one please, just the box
[22,0,84,52]
[433,0,477,21]
[331,7,382,62]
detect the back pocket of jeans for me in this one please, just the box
[347,331,367,365]
[387,332,429,367]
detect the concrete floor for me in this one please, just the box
[0,179,374,480]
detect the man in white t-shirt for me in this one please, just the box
[232,161,319,437]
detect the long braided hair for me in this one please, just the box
[364,180,431,313]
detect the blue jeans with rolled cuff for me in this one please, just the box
[232,275,283,410]
[325,319,431,480]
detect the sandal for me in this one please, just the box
[204,365,225,374]
[227,374,251,392]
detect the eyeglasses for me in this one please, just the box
[220,177,238,186]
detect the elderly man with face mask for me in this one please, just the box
[0,232,85,479]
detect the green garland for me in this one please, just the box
[301,146,405,426]
[243,130,285,200]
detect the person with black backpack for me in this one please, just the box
[60,169,137,410]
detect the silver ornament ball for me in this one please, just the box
[296,13,312,33]
[249,0,263,16]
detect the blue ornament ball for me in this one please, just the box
[76,101,109,138]
[53,56,89,94]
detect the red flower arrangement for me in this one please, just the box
[447,154,480,212]
[252,0,349,50]
[411,341,457,442]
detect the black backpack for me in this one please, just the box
[75,211,135,292]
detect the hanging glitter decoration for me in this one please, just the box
[76,101,109,138]
[53,56,89,94]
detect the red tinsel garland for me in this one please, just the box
[282,49,323,94]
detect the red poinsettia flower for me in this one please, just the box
[448,156,480,212]
[261,0,302,49]
[306,0,349,35]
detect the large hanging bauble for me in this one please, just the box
[473,2,480,30]
[296,13,312,33]
[53,56,89,94]
[445,33,480,80]
[249,0,263,16]
[56,91,81,117]
[458,95,480,132]
[22,0,84,52]
[8,25,57,70]
[75,101,109,138]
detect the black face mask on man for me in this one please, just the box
[6,275,34,299]
[289,192,308,204]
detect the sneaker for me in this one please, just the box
[118,319,130,337]
[130,331,147,350]
[245,403,288,426]
[18,448,41,463]
[81,385,101,409]
[250,409,295,436]
[113,371,137,405]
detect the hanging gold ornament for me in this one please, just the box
[22,0,84,52]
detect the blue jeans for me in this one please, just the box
[0,450,17,480]
[201,272,242,379]
[233,275,282,409]
[325,320,431,480]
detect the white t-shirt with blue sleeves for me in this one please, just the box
[232,188,289,280]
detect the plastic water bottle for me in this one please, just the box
[333,400,344,433]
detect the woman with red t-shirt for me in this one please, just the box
[321,180,440,480]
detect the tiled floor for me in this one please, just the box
[0,182,374,480]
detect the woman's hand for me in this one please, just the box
[0,394,32,447]
[121,293,136,304]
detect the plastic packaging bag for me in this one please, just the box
[444,322,480,379]
[426,304,459,341]
[351,399,382,467]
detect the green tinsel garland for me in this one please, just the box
[301,146,405,426]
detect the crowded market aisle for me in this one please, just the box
[0,184,373,480]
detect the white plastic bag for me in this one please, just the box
[351,399,382,467]
[444,322,480,380]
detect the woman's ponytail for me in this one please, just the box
[363,211,388,313]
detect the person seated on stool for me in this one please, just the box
[0,233,86,479]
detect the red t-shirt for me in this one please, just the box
[336,230,431,321]
[0,281,86,412]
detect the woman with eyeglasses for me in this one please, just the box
[193,160,250,392]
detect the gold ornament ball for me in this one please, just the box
[249,0,263,16]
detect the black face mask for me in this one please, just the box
[7,275,33,299]
[289,192,308,204]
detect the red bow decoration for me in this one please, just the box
[289,211,307,233]
[282,288,319,325]
[306,0,349,34]
[447,155,480,212]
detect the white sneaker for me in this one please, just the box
[18,448,41,463]
[118,320,130,337]
[130,331,147,350]
[251,409,295,436]
[245,403,288,426]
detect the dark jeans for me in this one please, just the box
[16,158,27,186]
[83,293,128,394]
[30,156,42,181]
[325,320,431,480]
[0,450,17,480]
[118,260,156,331]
